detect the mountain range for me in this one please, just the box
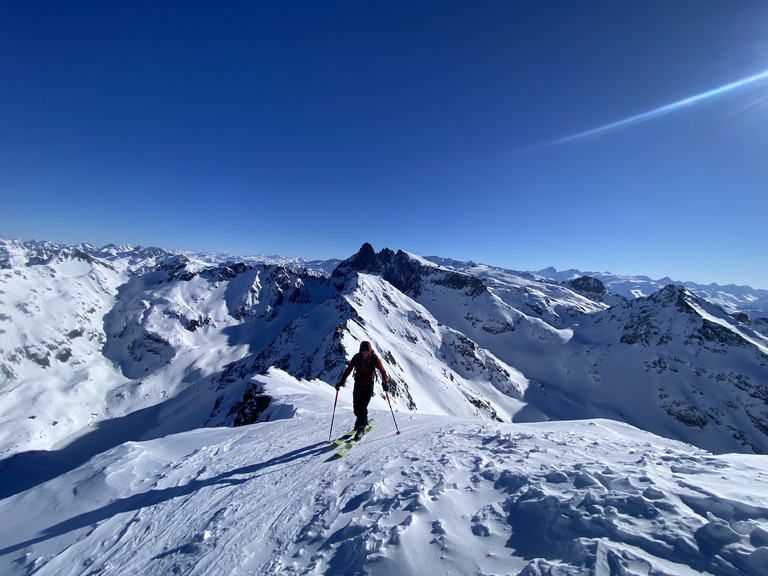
[1,237,767,464]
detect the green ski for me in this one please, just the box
[334,420,373,458]
[333,428,356,445]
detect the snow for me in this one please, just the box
[339,274,530,422]
[685,296,768,355]
[4,238,767,459]
[2,370,768,575]
[2,238,768,574]
[528,266,768,319]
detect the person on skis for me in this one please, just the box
[336,341,388,440]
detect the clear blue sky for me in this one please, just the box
[2,1,767,288]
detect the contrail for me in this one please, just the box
[534,68,768,149]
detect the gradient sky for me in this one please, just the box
[2,1,767,288]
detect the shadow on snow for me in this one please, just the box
[0,440,330,556]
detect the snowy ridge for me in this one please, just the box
[328,246,768,454]
[1,371,768,575]
[180,250,341,276]
[0,240,334,458]
[535,265,768,319]
[426,257,768,319]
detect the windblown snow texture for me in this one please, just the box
[1,372,768,576]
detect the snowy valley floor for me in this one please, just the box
[2,409,768,576]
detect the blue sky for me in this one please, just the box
[2,1,767,288]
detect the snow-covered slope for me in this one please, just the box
[2,371,767,576]
[0,239,336,458]
[0,241,133,457]
[427,257,768,319]
[330,245,768,454]
[214,271,531,427]
[2,238,768,460]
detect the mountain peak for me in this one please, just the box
[566,275,607,294]
[643,284,698,314]
[339,242,386,272]
[331,243,420,292]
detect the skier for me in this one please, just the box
[336,341,388,440]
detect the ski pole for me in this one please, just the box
[385,390,401,435]
[327,388,339,444]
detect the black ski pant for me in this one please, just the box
[353,384,373,430]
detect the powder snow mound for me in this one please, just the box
[1,375,767,575]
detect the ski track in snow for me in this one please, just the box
[2,408,768,576]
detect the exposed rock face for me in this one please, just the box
[567,276,606,294]
[332,243,486,298]
[231,381,272,426]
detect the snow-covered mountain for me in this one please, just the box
[324,246,768,454]
[426,257,768,320]
[2,238,768,459]
[537,265,768,320]
[0,238,336,461]
[2,237,768,574]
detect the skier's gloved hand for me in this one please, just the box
[335,381,344,390]
[382,382,389,392]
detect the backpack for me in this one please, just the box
[354,352,378,385]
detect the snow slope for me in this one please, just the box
[0,241,132,456]
[0,239,336,459]
[2,238,768,463]
[329,245,768,454]
[426,257,768,319]
[1,370,767,576]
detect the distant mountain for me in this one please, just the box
[432,257,763,315]
[1,238,767,465]
[180,249,341,275]
[537,264,768,319]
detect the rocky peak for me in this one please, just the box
[566,276,606,294]
[332,243,393,276]
[332,243,488,299]
[630,284,697,315]
[332,243,425,295]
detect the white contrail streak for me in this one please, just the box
[536,68,768,148]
